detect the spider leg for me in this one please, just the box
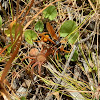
[38,62,42,76]
[31,62,38,75]
[22,56,35,62]
[27,60,35,69]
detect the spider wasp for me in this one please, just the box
[38,22,72,61]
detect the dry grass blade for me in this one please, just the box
[0,40,22,82]
[88,0,96,11]
[0,83,10,100]
[0,24,23,82]
[0,44,11,55]
[9,0,34,28]
[21,0,34,24]
[0,29,22,99]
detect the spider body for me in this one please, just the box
[36,54,46,63]
[22,47,51,76]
